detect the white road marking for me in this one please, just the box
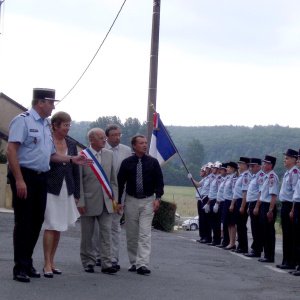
[229,251,252,260]
[264,266,287,273]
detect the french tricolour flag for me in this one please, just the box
[149,112,177,165]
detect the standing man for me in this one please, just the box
[276,149,299,270]
[254,155,279,263]
[6,88,89,283]
[230,157,251,254]
[105,124,131,269]
[78,128,118,274]
[117,135,164,275]
[244,158,265,258]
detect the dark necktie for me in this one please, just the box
[136,158,144,196]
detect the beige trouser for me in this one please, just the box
[125,195,154,269]
[80,211,112,269]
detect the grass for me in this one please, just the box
[162,185,198,217]
[162,185,283,234]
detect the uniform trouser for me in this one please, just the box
[8,168,48,272]
[125,195,154,269]
[220,202,229,246]
[208,200,221,244]
[293,203,300,266]
[235,198,248,252]
[80,211,112,269]
[198,197,211,241]
[280,201,295,266]
[197,200,202,239]
[259,202,277,260]
[248,201,263,254]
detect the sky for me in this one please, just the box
[1,0,300,127]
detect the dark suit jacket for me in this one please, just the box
[47,137,80,199]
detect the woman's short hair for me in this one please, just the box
[51,111,71,130]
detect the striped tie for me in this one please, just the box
[136,158,144,196]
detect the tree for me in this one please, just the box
[185,138,205,176]
[122,118,147,146]
[89,116,123,132]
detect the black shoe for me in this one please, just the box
[292,271,300,276]
[128,265,136,272]
[112,262,120,271]
[258,258,274,263]
[200,239,210,244]
[13,270,30,283]
[136,266,151,275]
[207,242,217,246]
[96,259,101,267]
[224,245,236,250]
[101,267,117,274]
[215,244,226,248]
[276,264,295,270]
[244,253,261,258]
[43,268,54,278]
[27,266,41,278]
[52,268,62,275]
[196,239,202,243]
[233,248,247,254]
[84,264,95,273]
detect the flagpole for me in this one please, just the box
[146,0,161,150]
[150,105,203,199]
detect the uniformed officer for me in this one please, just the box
[192,166,207,242]
[6,88,90,283]
[222,162,238,250]
[276,149,299,270]
[215,163,229,248]
[290,150,300,276]
[207,161,223,246]
[244,158,265,258]
[254,155,279,263]
[230,157,251,254]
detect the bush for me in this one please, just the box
[0,149,7,164]
[152,200,177,232]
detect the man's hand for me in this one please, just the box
[213,203,219,213]
[116,204,123,215]
[187,173,193,179]
[253,206,259,216]
[267,210,273,222]
[153,199,160,212]
[203,204,210,213]
[72,154,93,166]
[78,206,86,215]
[16,179,27,199]
[229,203,234,213]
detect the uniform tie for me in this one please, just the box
[136,158,144,196]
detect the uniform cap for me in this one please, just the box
[249,158,262,165]
[227,161,238,169]
[213,161,222,168]
[206,162,214,169]
[283,148,298,158]
[220,163,228,169]
[238,157,250,164]
[33,88,59,101]
[262,155,276,167]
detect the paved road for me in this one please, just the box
[0,211,299,300]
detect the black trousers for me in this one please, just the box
[248,201,262,254]
[293,203,300,266]
[259,202,277,260]
[8,167,48,272]
[220,202,229,246]
[198,197,210,241]
[280,201,295,266]
[235,198,248,252]
[208,200,221,244]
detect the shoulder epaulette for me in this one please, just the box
[269,173,274,178]
[20,111,30,117]
[293,169,299,174]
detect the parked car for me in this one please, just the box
[182,216,199,231]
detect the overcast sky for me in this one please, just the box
[1,0,300,127]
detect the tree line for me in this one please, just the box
[69,117,300,186]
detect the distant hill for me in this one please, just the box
[69,121,300,185]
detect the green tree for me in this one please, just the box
[185,138,205,176]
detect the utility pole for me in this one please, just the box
[146,0,161,150]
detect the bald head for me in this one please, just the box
[88,128,107,152]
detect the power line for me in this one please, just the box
[58,0,127,104]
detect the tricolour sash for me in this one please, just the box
[81,148,114,201]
